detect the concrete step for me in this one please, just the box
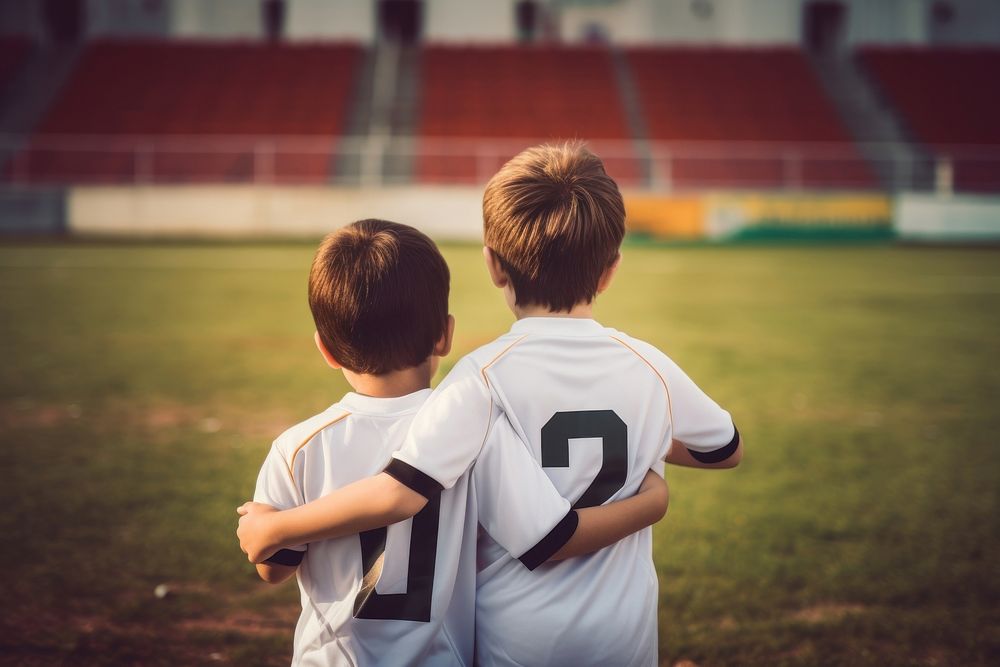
[808,51,935,190]
[334,46,378,184]
[384,43,421,183]
[0,186,67,234]
[0,43,82,174]
[609,47,654,188]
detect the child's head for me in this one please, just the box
[308,219,452,377]
[482,141,626,313]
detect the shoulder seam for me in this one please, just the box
[476,334,529,459]
[285,411,351,482]
[608,336,674,427]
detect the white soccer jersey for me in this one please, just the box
[392,317,736,666]
[253,389,574,667]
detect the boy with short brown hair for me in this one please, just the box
[240,143,740,665]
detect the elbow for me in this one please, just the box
[381,476,428,523]
[714,439,743,468]
[724,439,744,468]
[256,565,294,585]
[652,490,669,522]
[653,478,670,521]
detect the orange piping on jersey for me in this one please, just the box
[609,335,674,432]
[285,412,351,482]
[477,334,529,452]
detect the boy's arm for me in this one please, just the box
[256,562,298,585]
[255,543,305,584]
[549,469,668,561]
[665,429,743,469]
[244,443,309,571]
[652,350,743,469]
[238,358,496,563]
[238,473,427,563]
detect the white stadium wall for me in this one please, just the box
[423,0,519,43]
[895,194,1000,242]
[284,0,375,42]
[169,0,264,39]
[67,186,486,240]
[560,0,802,45]
[2,0,999,46]
[64,186,1000,244]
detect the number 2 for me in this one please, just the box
[541,409,628,508]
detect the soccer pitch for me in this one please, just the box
[0,241,997,666]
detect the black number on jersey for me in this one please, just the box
[541,410,628,508]
[353,494,440,622]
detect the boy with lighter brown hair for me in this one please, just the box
[240,143,740,665]
[245,217,667,666]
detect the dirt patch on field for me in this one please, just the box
[0,586,298,666]
[0,402,84,429]
[790,602,867,623]
[0,399,296,441]
[178,609,299,637]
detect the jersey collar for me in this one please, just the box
[338,388,432,416]
[509,317,608,336]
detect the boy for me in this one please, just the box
[249,218,667,665]
[240,144,741,665]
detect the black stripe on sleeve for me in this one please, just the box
[383,458,445,500]
[264,548,304,567]
[688,425,741,464]
[518,509,579,571]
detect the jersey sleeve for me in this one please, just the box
[473,415,578,571]
[387,357,498,495]
[659,356,737,455]
[254,443,307,561]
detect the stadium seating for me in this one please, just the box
[20,40,361,184]
[860,47,1000,192]
[416,45,640,186]
[626,47,873,189]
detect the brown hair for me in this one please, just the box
[308,219,450,375]
[482,142,625,312]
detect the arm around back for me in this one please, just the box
[237,472,428,564]
[549,469,668,562]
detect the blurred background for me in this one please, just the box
[0,0,998,237]
[0,1,997,666]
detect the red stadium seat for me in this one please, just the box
[627,47,873,190]
[416,45,640,186]
[18,40,361,185]
[860,47,1000,192]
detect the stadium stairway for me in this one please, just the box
[609,47,655,187]
[0,42,82,179]
[808,50,933,191]
[334,45,378,183]
[338,39,421,185]
[384,42,421,183]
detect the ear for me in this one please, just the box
[314,331,343,370]
[597,253,621,294]
[482,246,509,288]
[433,314,456,358]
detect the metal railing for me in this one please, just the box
[2,134,998,193]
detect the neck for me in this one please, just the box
[342,360,433,399]
[513,301,594,320]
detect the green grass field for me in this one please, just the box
[0,241,997,666]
